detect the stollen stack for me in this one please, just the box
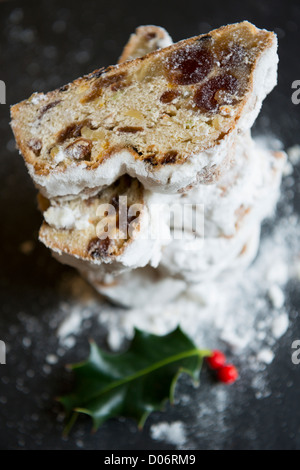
[11,22,286,307]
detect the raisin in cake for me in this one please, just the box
[11,21,278,199]
[43,136,285,287]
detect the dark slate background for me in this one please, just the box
[0,0,300,450]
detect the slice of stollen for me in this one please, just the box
[39,175,170,279]
[11,21,277,199]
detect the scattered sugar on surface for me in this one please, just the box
[271,313,289,339]
[287,145,300,166]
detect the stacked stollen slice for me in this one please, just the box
[10,22,286,307]
[84,133,286,306]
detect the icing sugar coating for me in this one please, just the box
[160,140,286,283]
[40,135,286,284]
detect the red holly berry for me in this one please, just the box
[217,364,239,384]
[206,350,226,370]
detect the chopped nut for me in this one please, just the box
[165,42,215,85]
[50,146,59,158]
[212,117,221,130]
[81,126,106,141]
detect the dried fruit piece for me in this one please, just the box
[217,364,239,384]
[193,74,239,113]
[50,146,59,159]
[165,41,215,85]
[28,138,42,156]
[38,100,61,118]
[160,90,180,103]
[87,237,111,259]
[56,120,91,144]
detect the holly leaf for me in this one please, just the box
[59,327,211,433]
